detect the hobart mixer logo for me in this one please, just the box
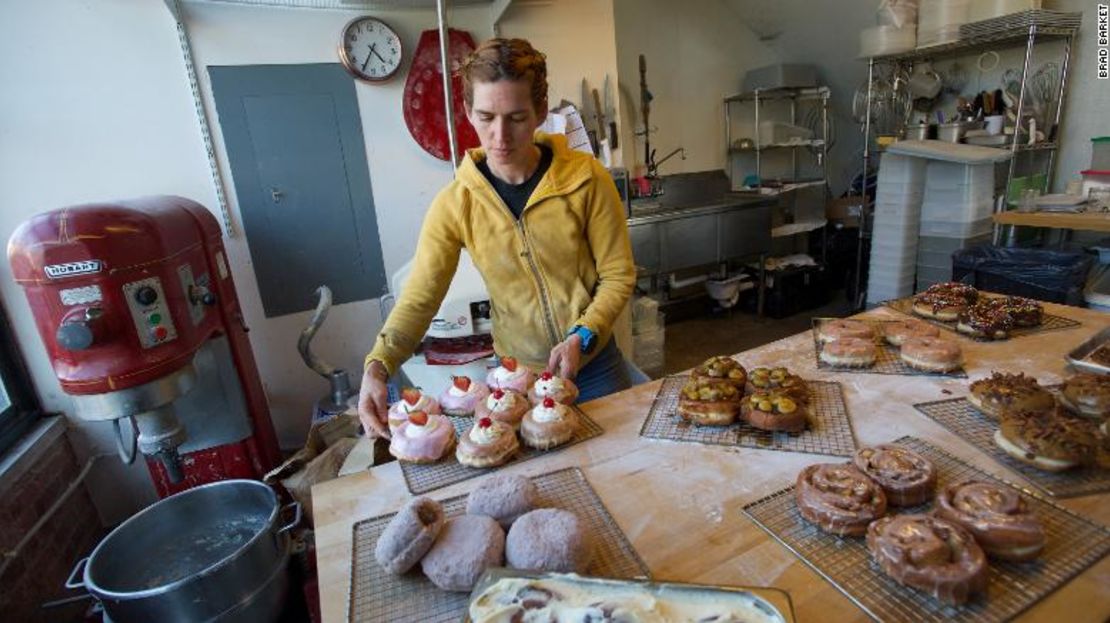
[44,260,102,279]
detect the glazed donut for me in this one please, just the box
[439,376,491,417]
[794,463,887,537]
[421,515,505,592]
[466,474,539,529]
[852,444,937,506]
[456,417,520,468]
[388,387,442,433]
[967,372,1054,420]
[956,300,1014,340]
[1058,373,1110,420]
[374,496,445,575]
[388,411,457,464]
[743,388,810,432]
[691,355,748,389]
[935,480,1045,562]
[994,406,1096,472]
[520,398,580,450]
[677,377,742,426]
[866,514,988,606]
[527,370,579,405]
[486,356,534,394]
[505,508,594,574]
[883,319,939,347]
[474,388,530,428]
[819,337,877,368]
[900,337,962,372]
[817,319,876,343]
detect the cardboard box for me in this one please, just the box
[826,197,864,228]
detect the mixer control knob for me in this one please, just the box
[151,326,169,342]
[189,285,217,306]
[57,322,94,351]
[134,286,158,306]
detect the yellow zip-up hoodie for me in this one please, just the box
[366,132,635,375]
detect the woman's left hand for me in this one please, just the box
[547,334,582,379]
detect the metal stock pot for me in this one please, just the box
[66,479,299,622]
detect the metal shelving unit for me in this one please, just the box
[852,10,1081,309]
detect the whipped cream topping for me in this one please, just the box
[448,382,478,397]
[486,391,520,411]
[469,421,508,445]
[492,365,528,384]
[403,416,440,438]
[531,402,568,423]
[533,375,565,397]
[398,393,435,413]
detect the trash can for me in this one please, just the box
[951,246,1095,305]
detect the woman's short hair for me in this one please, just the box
[459,38,547,113]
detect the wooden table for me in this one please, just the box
[993,210,1110,233]
[313,303,1110,623]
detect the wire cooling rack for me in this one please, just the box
[639,375,858,457]
[913,396,1110,498]
[812,318,968,378]
[742,436,1110,623]
[398,408,602,495]
[884,296,1081,341]
[348,467,650,623]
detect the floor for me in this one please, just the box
[661,291,853,375]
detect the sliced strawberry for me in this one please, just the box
[501,356,518,372]
[407,411,428,426]
[540,370,554,381]
[543,397,556,408]
[452,375,471,392]
[492,389,505,399]
[478,417,493,429]
[401,387,421,406]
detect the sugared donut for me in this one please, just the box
[817,319,876,343]
[1058,373,1110,420]
[818,337,877,368]
[883,319,940,346]
[374,496,445,575]
[968,372,1054,420]
[852,444,937,507]
[900,337,962,372]
[421,515,505,592]
[505,508,593,574]
[866,514,988,606]
[794,463,887,537]
[466,474,539,529]
[935,480,1045,562]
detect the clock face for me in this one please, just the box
[339,17,402,83]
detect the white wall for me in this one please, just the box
[612,0,780,174]
[0,0,493,522]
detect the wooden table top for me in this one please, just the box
[992,210,1110,233]
[313,302,1110,623]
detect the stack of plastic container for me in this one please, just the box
[867,154,926,305]
[917,0,969,47]
[631,297,665,378]
[915,160,995,290]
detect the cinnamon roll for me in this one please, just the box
[866,514,988,606]
[852,444,937,506]
[794,463,887,537]
[935,480,1045,562]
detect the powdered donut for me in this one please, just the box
[505,508,593,574]
[883,319,940,346]
[421,515,505,592]
[374,496,445,575]
[466,474,540,529]
[900,337,962,372]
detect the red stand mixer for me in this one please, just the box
[8,196,281,497]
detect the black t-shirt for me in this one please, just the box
[476,145,554,219]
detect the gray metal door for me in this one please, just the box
[209,63,386,317]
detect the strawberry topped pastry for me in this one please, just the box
[485,356,534,393]
[521,397,579,450]
[388,410,457,464]
[439,375,491,417]
[527,370,579,405]
[456,416,519,468]
[388,388,442,433]
[475,388,530,428]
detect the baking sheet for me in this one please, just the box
[812,318,968,378]
[742,436,1110,623]
[1065,325,1110,376]
[640,375,858,457]
[397,409,602,495]
[913,396,1110,498]
[348,466,650,623]
[883,296,1081,341]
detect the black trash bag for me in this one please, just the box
[951,246,1095,305]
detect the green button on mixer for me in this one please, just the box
[148,313,162,325]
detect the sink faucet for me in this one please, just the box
[648,147,685,177]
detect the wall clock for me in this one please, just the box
[339,17,402,83]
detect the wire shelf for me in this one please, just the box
[348,467,650,623]
[913,396,1110,498]
[811,318,968,378]
[639,375,858,457]
[884,297,1081,341]
[742,436,1110,623]
[399,408,602,495]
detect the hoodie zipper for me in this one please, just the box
[515,217,562,348]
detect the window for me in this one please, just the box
[0,300,40,456]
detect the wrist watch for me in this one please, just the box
[568,325,596,354]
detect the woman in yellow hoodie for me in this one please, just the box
[358,38,637,439]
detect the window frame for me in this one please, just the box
[0,300,41,456]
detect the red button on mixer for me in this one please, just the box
[152,326,168,341]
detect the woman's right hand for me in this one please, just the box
[358,360,391,439]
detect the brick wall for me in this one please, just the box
[0,425,104,623]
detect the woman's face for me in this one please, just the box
[466,79,545,169]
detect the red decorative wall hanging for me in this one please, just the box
[403,28,481,161]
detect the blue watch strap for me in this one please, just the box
[569,326,596,353]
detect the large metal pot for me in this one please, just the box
[66,480,299,622]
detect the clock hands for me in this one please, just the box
[360,51,371,72]
[369,43,387,64]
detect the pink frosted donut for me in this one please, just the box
[883,319,940,346]
[438,376,490,417]
[389,412,457,463]
[474,388,531,428]
[901,337,962,372]
[527,370,579,405]
[819,337,877,368]
[485,357,534,393]
[817,319,875,343]
[388,388,442,433]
